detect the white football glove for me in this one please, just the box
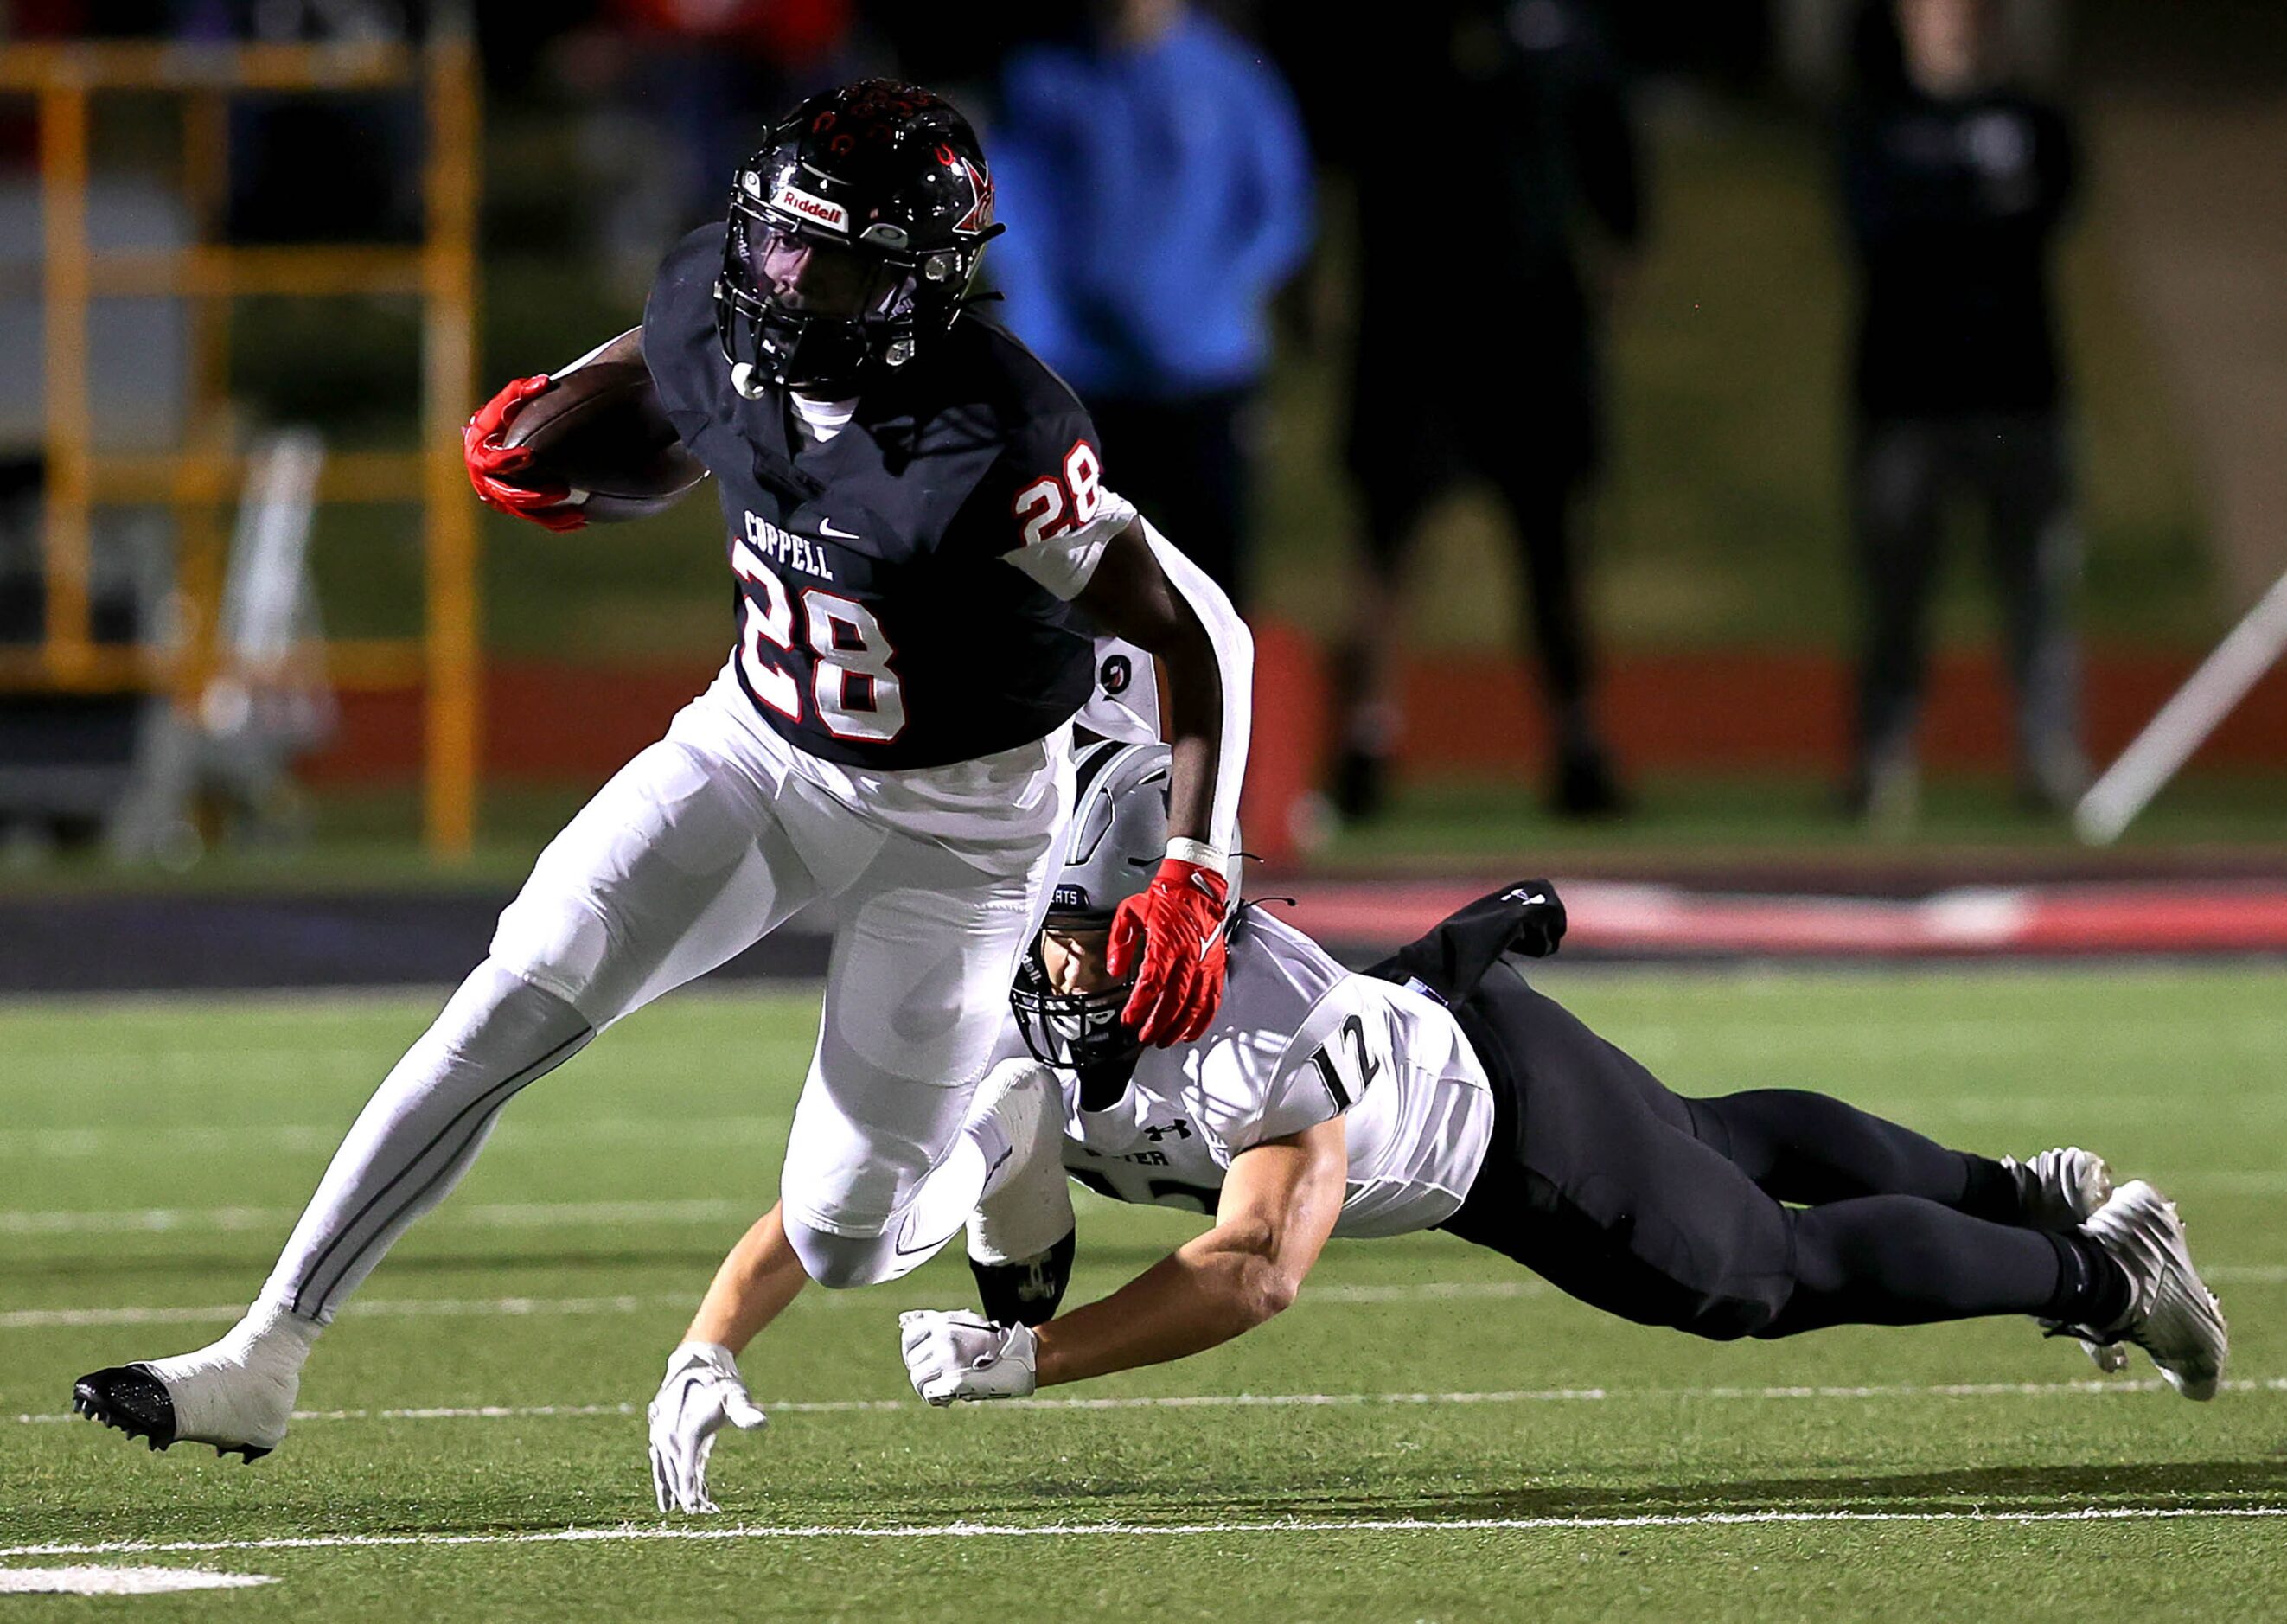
[898,1310,1038,1405]
[647,1341,768,1514]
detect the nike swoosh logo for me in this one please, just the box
[817,519,862,540]
[1198,915,1229,961]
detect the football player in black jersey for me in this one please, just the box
[71,80,1255,1467]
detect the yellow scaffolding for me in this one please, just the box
[0,33,482,857]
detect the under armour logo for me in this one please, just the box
[1141,1120,1191,1142]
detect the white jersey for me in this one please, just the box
[1013,910,1495,1238]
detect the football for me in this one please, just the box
[499,360,706,522]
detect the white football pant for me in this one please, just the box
[260,664,1072,1321]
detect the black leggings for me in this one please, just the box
[1440,969,2088,1340]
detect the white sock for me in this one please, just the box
[142,1297,322,1448]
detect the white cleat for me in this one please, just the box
[72,1302,316,1461]
[2010,1147,2129,1373]
[965,1061,1075,1268]
[2070,1180,2228,1401]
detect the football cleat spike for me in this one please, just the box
[70,1307,309,1461]
[73,1365,181,1453]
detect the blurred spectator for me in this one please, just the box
[986,0,1314,606]
[169,0,428,243]
[559,0,865,291]
[1842,0,2083,824]
[1324,0,1639,822]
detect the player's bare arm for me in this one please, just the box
[1030,1119,1347,1387]
[897,1112,1350,1409]
[686,1203,809,1352]
[1069,520,1254,1046]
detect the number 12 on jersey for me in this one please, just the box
[733,538,905,742]
[1310,1011,1384,1109]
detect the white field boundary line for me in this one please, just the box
[10,1505,2287,1561]
[13,1267,2287,1332]
[16,1376,2287,1429]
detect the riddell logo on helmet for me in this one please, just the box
[774,184,849,233]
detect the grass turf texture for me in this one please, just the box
[3,969,2282,1619]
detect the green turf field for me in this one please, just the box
[4,968,2282,1618]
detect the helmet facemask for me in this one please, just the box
[718,181,946,398]
[1010,937,1140,1072]
[712,90,1001,401]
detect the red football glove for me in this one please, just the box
[463,373,587,534]
[1108,855,1231,1048]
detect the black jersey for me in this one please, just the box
[644,224,1114,770]
[1842,90,2075,418]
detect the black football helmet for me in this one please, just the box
[715,79,1001,399]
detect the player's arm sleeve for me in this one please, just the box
[1078,635,1163,743]
[987,407,1250,854]
[1136,516,1251,857]
[559,327,643,374]
[1057,512,1251,857]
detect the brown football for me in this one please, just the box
[499,360,707,522]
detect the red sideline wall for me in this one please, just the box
[309,620,2287,857]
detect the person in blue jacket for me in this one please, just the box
[986,0,1315,606]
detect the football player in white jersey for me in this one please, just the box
[645,739,2226,1513]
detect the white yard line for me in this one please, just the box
[0,1198,750,1235]
[0,1118,785,1159]
[0,1293,685,1329]
[0,1566,277,1594]
[15,1377,2287,1429]
[7,1505,2287,1561]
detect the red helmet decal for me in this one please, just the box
[952,156,994,235]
